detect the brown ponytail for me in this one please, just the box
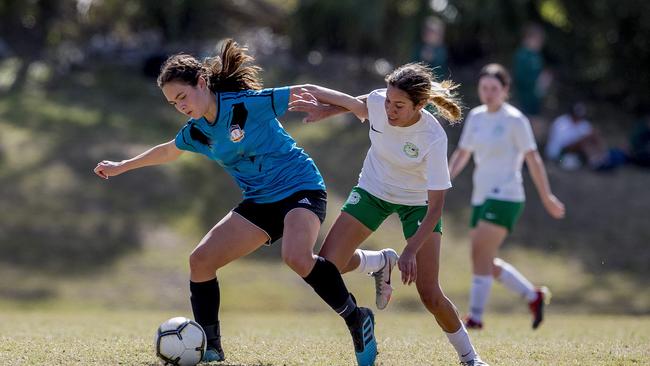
[203,39,263,92]
[385,63,463,124]
[429,80,462,123]
[157,39,263,92]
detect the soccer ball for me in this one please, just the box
[154,317,206,366]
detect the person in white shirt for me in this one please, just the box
[291,63,487,366]
[448,63,565,330]
[546,102,609,169]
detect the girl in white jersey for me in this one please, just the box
[291,63,488,366]
[448,63,565,330]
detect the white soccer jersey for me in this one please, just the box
[357,89,452,206]
[458,103,537,205]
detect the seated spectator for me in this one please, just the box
[545,103,611,169]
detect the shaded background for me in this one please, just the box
[0,0,648,315]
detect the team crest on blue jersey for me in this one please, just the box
[229,124,245,142]
[403,142,419,158]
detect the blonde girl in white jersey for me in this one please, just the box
[291,63,487,366]
[448,63,565,330]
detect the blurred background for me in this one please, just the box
[0,0,648,316]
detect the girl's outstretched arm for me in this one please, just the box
[93,139,183,179]
[289,85,368,121]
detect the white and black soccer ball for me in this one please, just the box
[154,317,206,366]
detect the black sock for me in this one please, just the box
[303,256,360,325]
[190,278,220,341]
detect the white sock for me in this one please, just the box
[445,324,476,362]
[354,249,367,273]
[469,275,493,322]
[494,258,537,302]
[354,249,386,273]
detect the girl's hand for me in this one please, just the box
[543,193,565,219]
[94,160,125,179]
[289,92,332,123]
[398,247,418,285]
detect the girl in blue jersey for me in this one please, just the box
[94,39,376,365]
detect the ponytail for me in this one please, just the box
[429,80,462,124]
[203,39,263,92]
[157,39,263,92]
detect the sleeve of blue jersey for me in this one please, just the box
[174,122,199,153]
[271,86,290,117]
[253,87,290,120]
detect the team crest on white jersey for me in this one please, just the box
[229,124,245,142]
[492,124,505,137]
[403,142,419,158]
[347,191,361,205]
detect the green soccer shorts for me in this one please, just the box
[341,186,442,239]
[470,198,525,232]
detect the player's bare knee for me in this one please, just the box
[189,248,212,273]
[281,251,312,276]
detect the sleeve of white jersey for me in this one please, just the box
[366,89,384,123]
[512,115,538,153]
[425,136,453,190]
[457,112,474,151]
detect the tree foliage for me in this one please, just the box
[289,0,650,109]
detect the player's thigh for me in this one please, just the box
[191,211,269,270]
[470,221,508,274]
[320,187,390,270]
[470,221,508,253]
[318,212,374,271]
[281,208,322,261]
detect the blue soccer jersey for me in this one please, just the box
[174,87,325,203]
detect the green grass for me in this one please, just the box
[0,309,647,365]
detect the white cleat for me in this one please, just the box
[370,248,399,310]
[460,357,489,366]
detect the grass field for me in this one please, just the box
[1,309,648,366]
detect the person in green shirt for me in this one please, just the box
[413,16,449,80]
[513,23,550,117]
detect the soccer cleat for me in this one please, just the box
[529,286,551,329]
[347,307,377,366]
[201,323,225,363]
[463,315,483,330]
[460,356,490,366]
[370,248,399,310]
[201,346,225,363]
